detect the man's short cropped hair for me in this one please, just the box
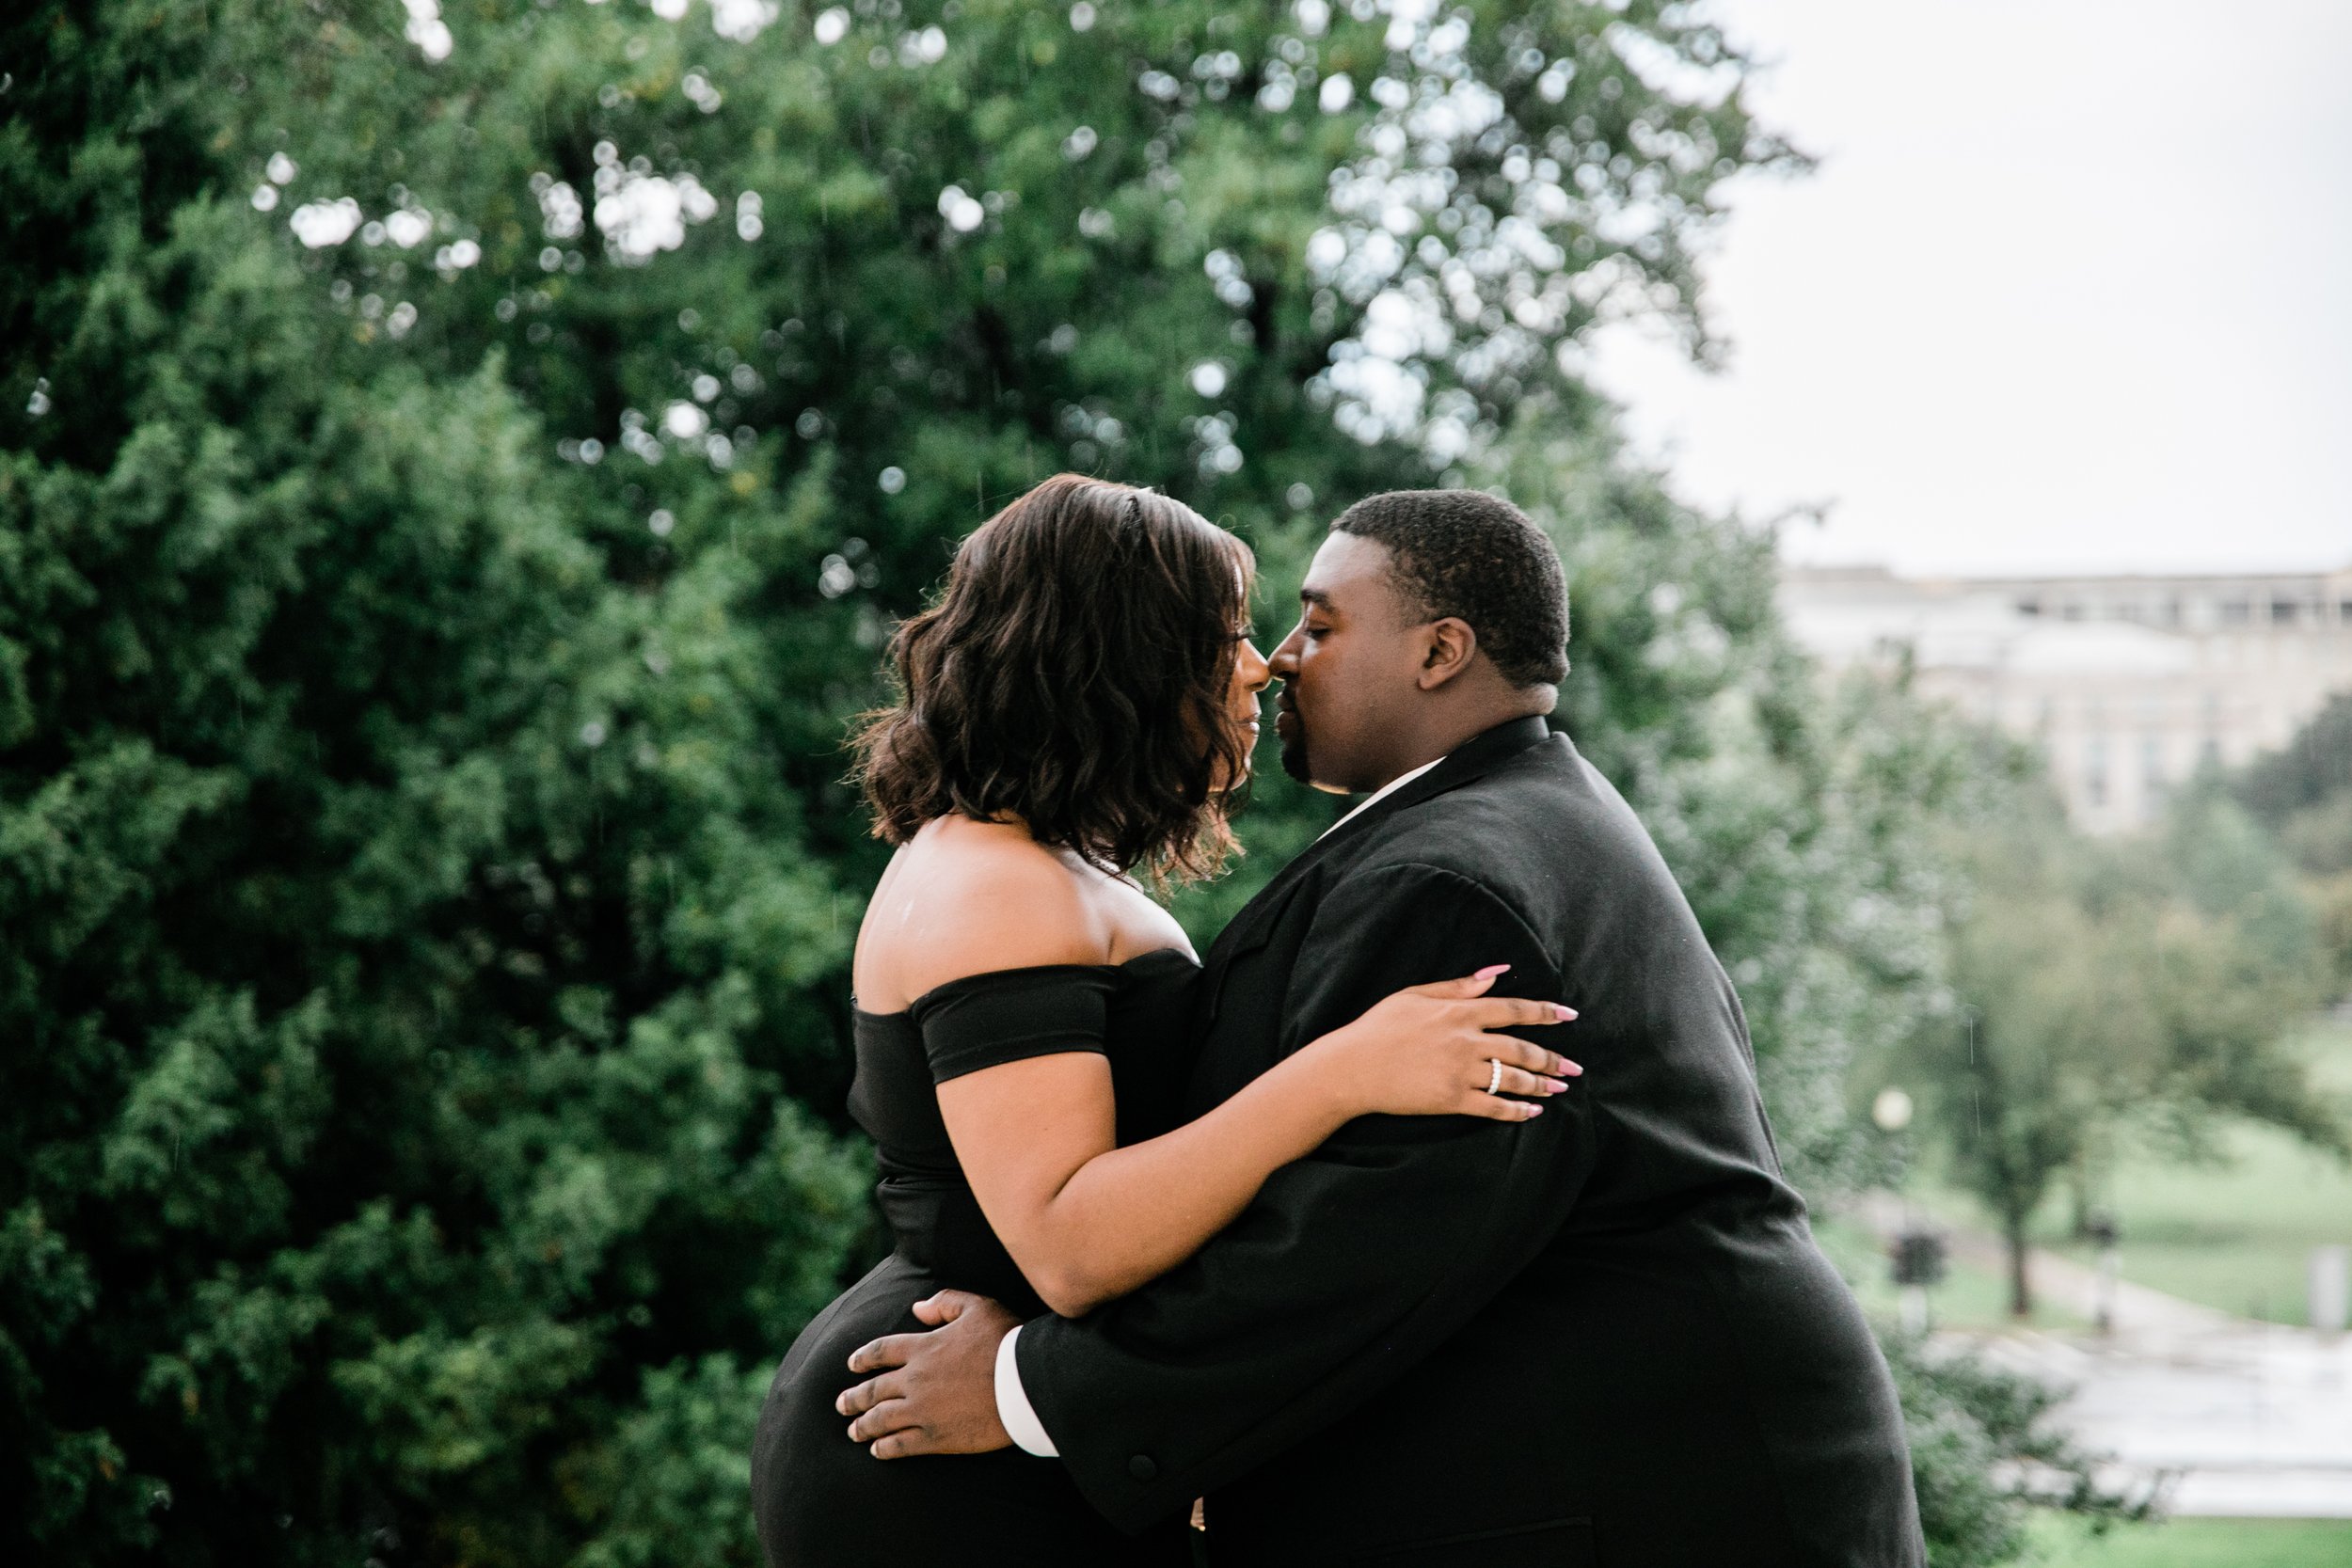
[1330,490,1569,689]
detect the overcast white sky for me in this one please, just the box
[1585,0,2352,577]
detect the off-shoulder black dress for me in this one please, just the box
[750,952,1200,1568]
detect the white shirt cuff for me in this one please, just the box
[994,1323,1059,1457]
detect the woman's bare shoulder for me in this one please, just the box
[854,820,1116,1011]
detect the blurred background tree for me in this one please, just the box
[0,1,2185,1564]
[1902,773,2340,1318]
[2237,690,2352,992]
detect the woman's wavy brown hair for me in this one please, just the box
[850,474,1256,884]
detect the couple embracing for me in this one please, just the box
[751,477,1924,1567]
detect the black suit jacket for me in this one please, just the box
[1019,718,1923,1567]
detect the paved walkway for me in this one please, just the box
[1856,1197,2352,1516]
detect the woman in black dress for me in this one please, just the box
[750,477,1579,1567]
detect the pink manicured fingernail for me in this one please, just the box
[1525,1104,1544,1117]
[1546,1080,1565,1095]
[1474,964,1510,979]
[1553,1005,1577,1022]
[1558,1059,1583,1076]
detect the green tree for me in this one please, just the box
[1911,783,2338,1317]
[2237,690,2352,990]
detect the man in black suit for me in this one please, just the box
[837,491,1923,1566]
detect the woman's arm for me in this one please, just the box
[938,969,1578,1317]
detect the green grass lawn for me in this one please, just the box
[2028,1513,2352,1567]
[2037,1019,2352,1325]
[1874,1020,2352,1328]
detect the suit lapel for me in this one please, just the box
[1199,716,1559,1024]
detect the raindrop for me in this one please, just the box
[1068,1,1095,29]
[580,721,609,748]
[266,151,297,184]
[25,378,51,417]
[691,373,721,403]
[648,509,675,536]
[663,402,709,439]
[360,220,388,246]
[1062,125,1097,161]
[1286,482,1314,511]
[818,555,857,596]
[578,437,604,464]
[795,408,825,438]
[877,466,906,494]
[813,7,849,44]
[1188,361,1227,398]
[1318,72,1353,113]
[539,245,563,272]
[251,184,279,212]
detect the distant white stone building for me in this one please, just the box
[1778,564,2352,833]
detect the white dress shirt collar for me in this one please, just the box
[1318,754,1446,840]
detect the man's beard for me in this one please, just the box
[1277,706,1311,783]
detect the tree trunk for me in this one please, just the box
[2005,1209,2033,1318]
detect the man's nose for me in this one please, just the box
[1269,628,1304,676]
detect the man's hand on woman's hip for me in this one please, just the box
[836,1290,1020,1458]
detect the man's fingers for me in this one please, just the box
[845,1333,926,1375]
[834,1371,903,1418]
[847,1399,916,1444]
[911,1290,979,1326]
[871,1426,934,1460]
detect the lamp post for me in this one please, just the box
[2086,1212,2121,1335]
[1872,1087,1944,1333]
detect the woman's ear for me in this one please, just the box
[1415,617,1479,689]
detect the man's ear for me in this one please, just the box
[1415,617,1478,690]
